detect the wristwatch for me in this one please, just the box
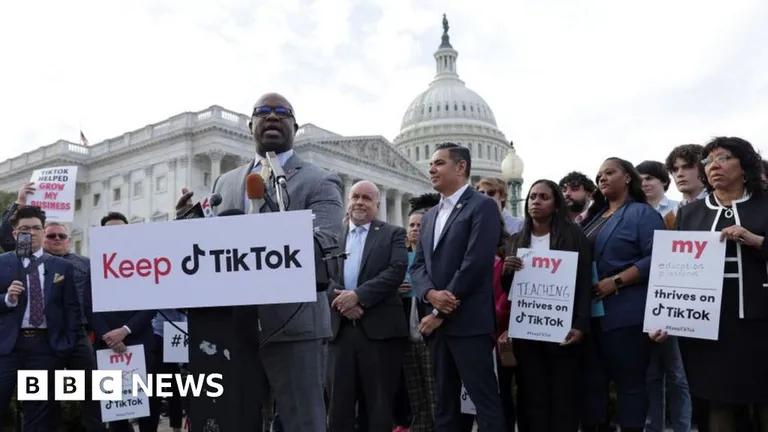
[612,275,624,294]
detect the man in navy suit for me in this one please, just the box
[411,143,506,431]
[0,206,80,431]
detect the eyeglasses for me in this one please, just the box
[16,225,43,233]
[477,189,497,197]
[702,154,734,167]
[46,233,68,240]
[252,105,294,119]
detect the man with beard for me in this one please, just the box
[559,171,596,223]
[177,92,344,431]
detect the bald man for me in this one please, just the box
[327,181,409,432]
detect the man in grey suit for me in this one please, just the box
[327,180,408,432]
[187,92,344,431]
[411,143,506,431]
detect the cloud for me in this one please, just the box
[1,0,766,201]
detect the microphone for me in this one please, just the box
[178,193,222,219]
[265,151,287,187]
[265,151,288,211]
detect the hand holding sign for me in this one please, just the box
[720,224,764,248]
[16,182,35,206]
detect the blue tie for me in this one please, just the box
[344,226,366,290]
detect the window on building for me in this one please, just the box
[454,104,458,111]
[468,143,473,155]
[133,181,143,198]
[112,187,121,202]
[487,144,491,159]
[436,104,440,112]
[445,104,449,111]
[478,145,483,159]
[425,144,430,156]
[75,240,82,255]
[155,175,167,193]
[416,146,420,160]
[75,198,82,211]
[203,172,211,187]
[494,147,498,160]
[462,104,466,111]
[428,106,432,113]
[407,148,411,158]
[93,193,101,207]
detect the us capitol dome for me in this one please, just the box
[394,15,524,208]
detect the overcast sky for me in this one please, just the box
[1,0,767,199]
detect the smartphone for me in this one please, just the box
[16,232,33,258]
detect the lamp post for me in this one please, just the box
[500,141,524,217]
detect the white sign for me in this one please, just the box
[507,248,578,343]
[643,231,726,340]
[163,321,189,363]
[460,350,498,415]
[96,345,150,422]
[27,165,78,222]
[90,211,317,312]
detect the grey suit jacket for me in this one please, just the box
[328,220,409,341]
[212,153,344,344]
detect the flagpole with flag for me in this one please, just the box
[80,130,89,147]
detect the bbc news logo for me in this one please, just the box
[17,370,223,401]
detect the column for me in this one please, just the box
[167,159,178,215]
[145,165,154,218]
[123,173,133,219]
[378,186,388,223]
[392,190,403,227]
[209,150,224,181]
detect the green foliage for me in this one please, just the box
[0,190,14,210]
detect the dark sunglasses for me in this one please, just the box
[253,105,294,119]
[46,233,68,240]
[477,189,497,197]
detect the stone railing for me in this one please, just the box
[0,106,251,176]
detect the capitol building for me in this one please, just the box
[0,17,524,255]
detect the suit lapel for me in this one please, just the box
[261,153,302,212]
[595,204,628,260]
[434,187,473,251]
[422,208,437,255]
[359,221,382,277]
[339,226,349,281]
[43,256,54,307]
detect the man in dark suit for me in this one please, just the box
[411,142,506,431]
[178,92,344,431]
[0,205,80,431]
[91,211,156,432]
[327,180,408,432]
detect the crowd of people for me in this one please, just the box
[0,91,767,432]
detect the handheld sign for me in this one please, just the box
[27,166,78,222]
[643,230,726,340]
[163,322,189,363]
[96,344,150,422]
[507,248,578,343]
[90,211,316,312]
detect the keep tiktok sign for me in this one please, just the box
[90,211,316,312]
[508,248,578,343]
[643,231,726,340]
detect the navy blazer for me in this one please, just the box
[590,200,663,331]
[0,252,80,355]
[411,187,501,337]
[92,310,155,351]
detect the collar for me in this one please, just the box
[680,189,708,206]
[440,184,469,208]
[705,190,751,210]
[252,149,294,170]
[348,221,371,233]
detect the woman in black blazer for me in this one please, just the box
[670,137,768,430]
[501,179,592,431]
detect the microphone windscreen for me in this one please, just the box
[246,173,266,200]
[209,193,223,207]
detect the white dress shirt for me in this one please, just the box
[434,184,469,250]
[4,248,47,329]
